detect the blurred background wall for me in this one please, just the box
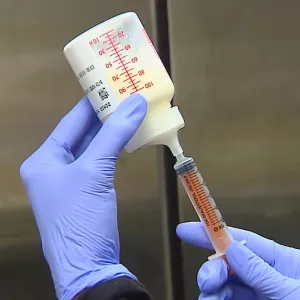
[168,1,300,298]
[1,0,300,299]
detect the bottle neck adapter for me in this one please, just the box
[125,105,185,154]
[154,130,184,157]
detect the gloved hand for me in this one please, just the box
[20,94,147,300]
[177,222,300,299]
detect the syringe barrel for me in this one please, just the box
[175,158,233,257]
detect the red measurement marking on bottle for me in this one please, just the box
[89,30,114,46]
[103,30,145,95]
[113,55,127,63]
[123,74,137,82]
[106,43,120,50]
[120,68,134,76]
[127,80,141,89]
[99,29,114,38]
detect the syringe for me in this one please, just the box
[174,152,234,262]
[157,132,236,262]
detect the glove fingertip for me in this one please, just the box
[226,241,260,281]
[199,284,234,300]
[199,293,219,300]
[198,259,228,294]
[176,223,190,240]
[116,93,148,121]
[226,241,251,262]
[176,222,209,245]
[129,93,148,113]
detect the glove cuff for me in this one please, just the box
[76,276,152,300]
[59,264,137,300]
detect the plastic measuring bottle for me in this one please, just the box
[63,11,237,263]
[63,11,184,155]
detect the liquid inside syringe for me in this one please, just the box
[174,154,233,260]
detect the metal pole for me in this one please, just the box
[149,1,185,299]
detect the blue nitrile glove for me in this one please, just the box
[20,94,147,300]
[177,222,300,300]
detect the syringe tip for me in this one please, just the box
[176,153,185,161]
